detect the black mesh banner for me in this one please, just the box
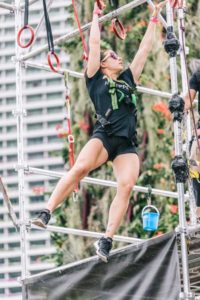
[25,232,180,300]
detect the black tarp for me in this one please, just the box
[25,232,180,300]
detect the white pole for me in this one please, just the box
[24,166,189,199]
[20,0,148,61]
[24,61,83,78]
[14,1,29,298]
[24,60,172,98]
[178,6,196,227]
[137,86,171,98]
[0,1,15,11]
[31,224,143,243]
[166,2,191,298]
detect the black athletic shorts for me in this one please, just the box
[91,131,138,161]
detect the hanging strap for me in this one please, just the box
[147,185,152,206]
[64,72,78,196]
[17,0,35,48]
[42,0,60,72]
[24,0,29,26]
[43,0,54,52]
[72,0,88,61]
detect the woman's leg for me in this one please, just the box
[105,153,140,238]
[46,138,108,212]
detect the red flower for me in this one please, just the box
[153,163,164,170]
[152,102,171,121]
[157,129,165,135]
[169,204,178,214]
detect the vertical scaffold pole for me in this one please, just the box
[165,3,193,300]
[14,1,28,299]
[178,5,196,226]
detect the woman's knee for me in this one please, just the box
[72,161,90,178]
[117,181,135,196]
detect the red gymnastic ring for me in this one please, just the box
[96,0,106,10]
[47,51,61,73]
[112,18,126,40]
[17,25,35,48]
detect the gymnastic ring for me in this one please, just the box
[47,51,61,73]
[112,18,126,40]
[96,0,106,10]
[17,25,35,48]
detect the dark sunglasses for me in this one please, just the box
[101,51,119,62]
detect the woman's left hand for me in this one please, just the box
[152,0,168,17]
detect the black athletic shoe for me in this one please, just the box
[31,209,51,228]
[94,237,113,263]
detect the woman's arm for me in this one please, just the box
[130,1,166,84]
[184,89,197,111]
[86,3,102,78]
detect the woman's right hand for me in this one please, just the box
[151,0,167,17]
[95,0,106,11]
[93,2,104,16]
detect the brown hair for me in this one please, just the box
[100,49,110,61]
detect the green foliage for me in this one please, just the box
[49,0,200,266]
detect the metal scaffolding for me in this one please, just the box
[1,0,200,299]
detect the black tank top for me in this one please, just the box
[85,68,137,141]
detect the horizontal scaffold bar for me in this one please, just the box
[0,1,14,10]
[21,0,161,61]
[24,61,172,98]
[31,224,144,243]
[25,166,189,200]
[187,224,200,235]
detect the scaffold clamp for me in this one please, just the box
[175,226,188,235]
[14,164,29,172]
[168,93,184,122]
[163,26,180,57]
[171,156,188,183]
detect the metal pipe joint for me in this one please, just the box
[163,26,180,57]
[172,156,189,183]
[169,93,185,122]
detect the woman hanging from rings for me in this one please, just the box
[32,1,166,263]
